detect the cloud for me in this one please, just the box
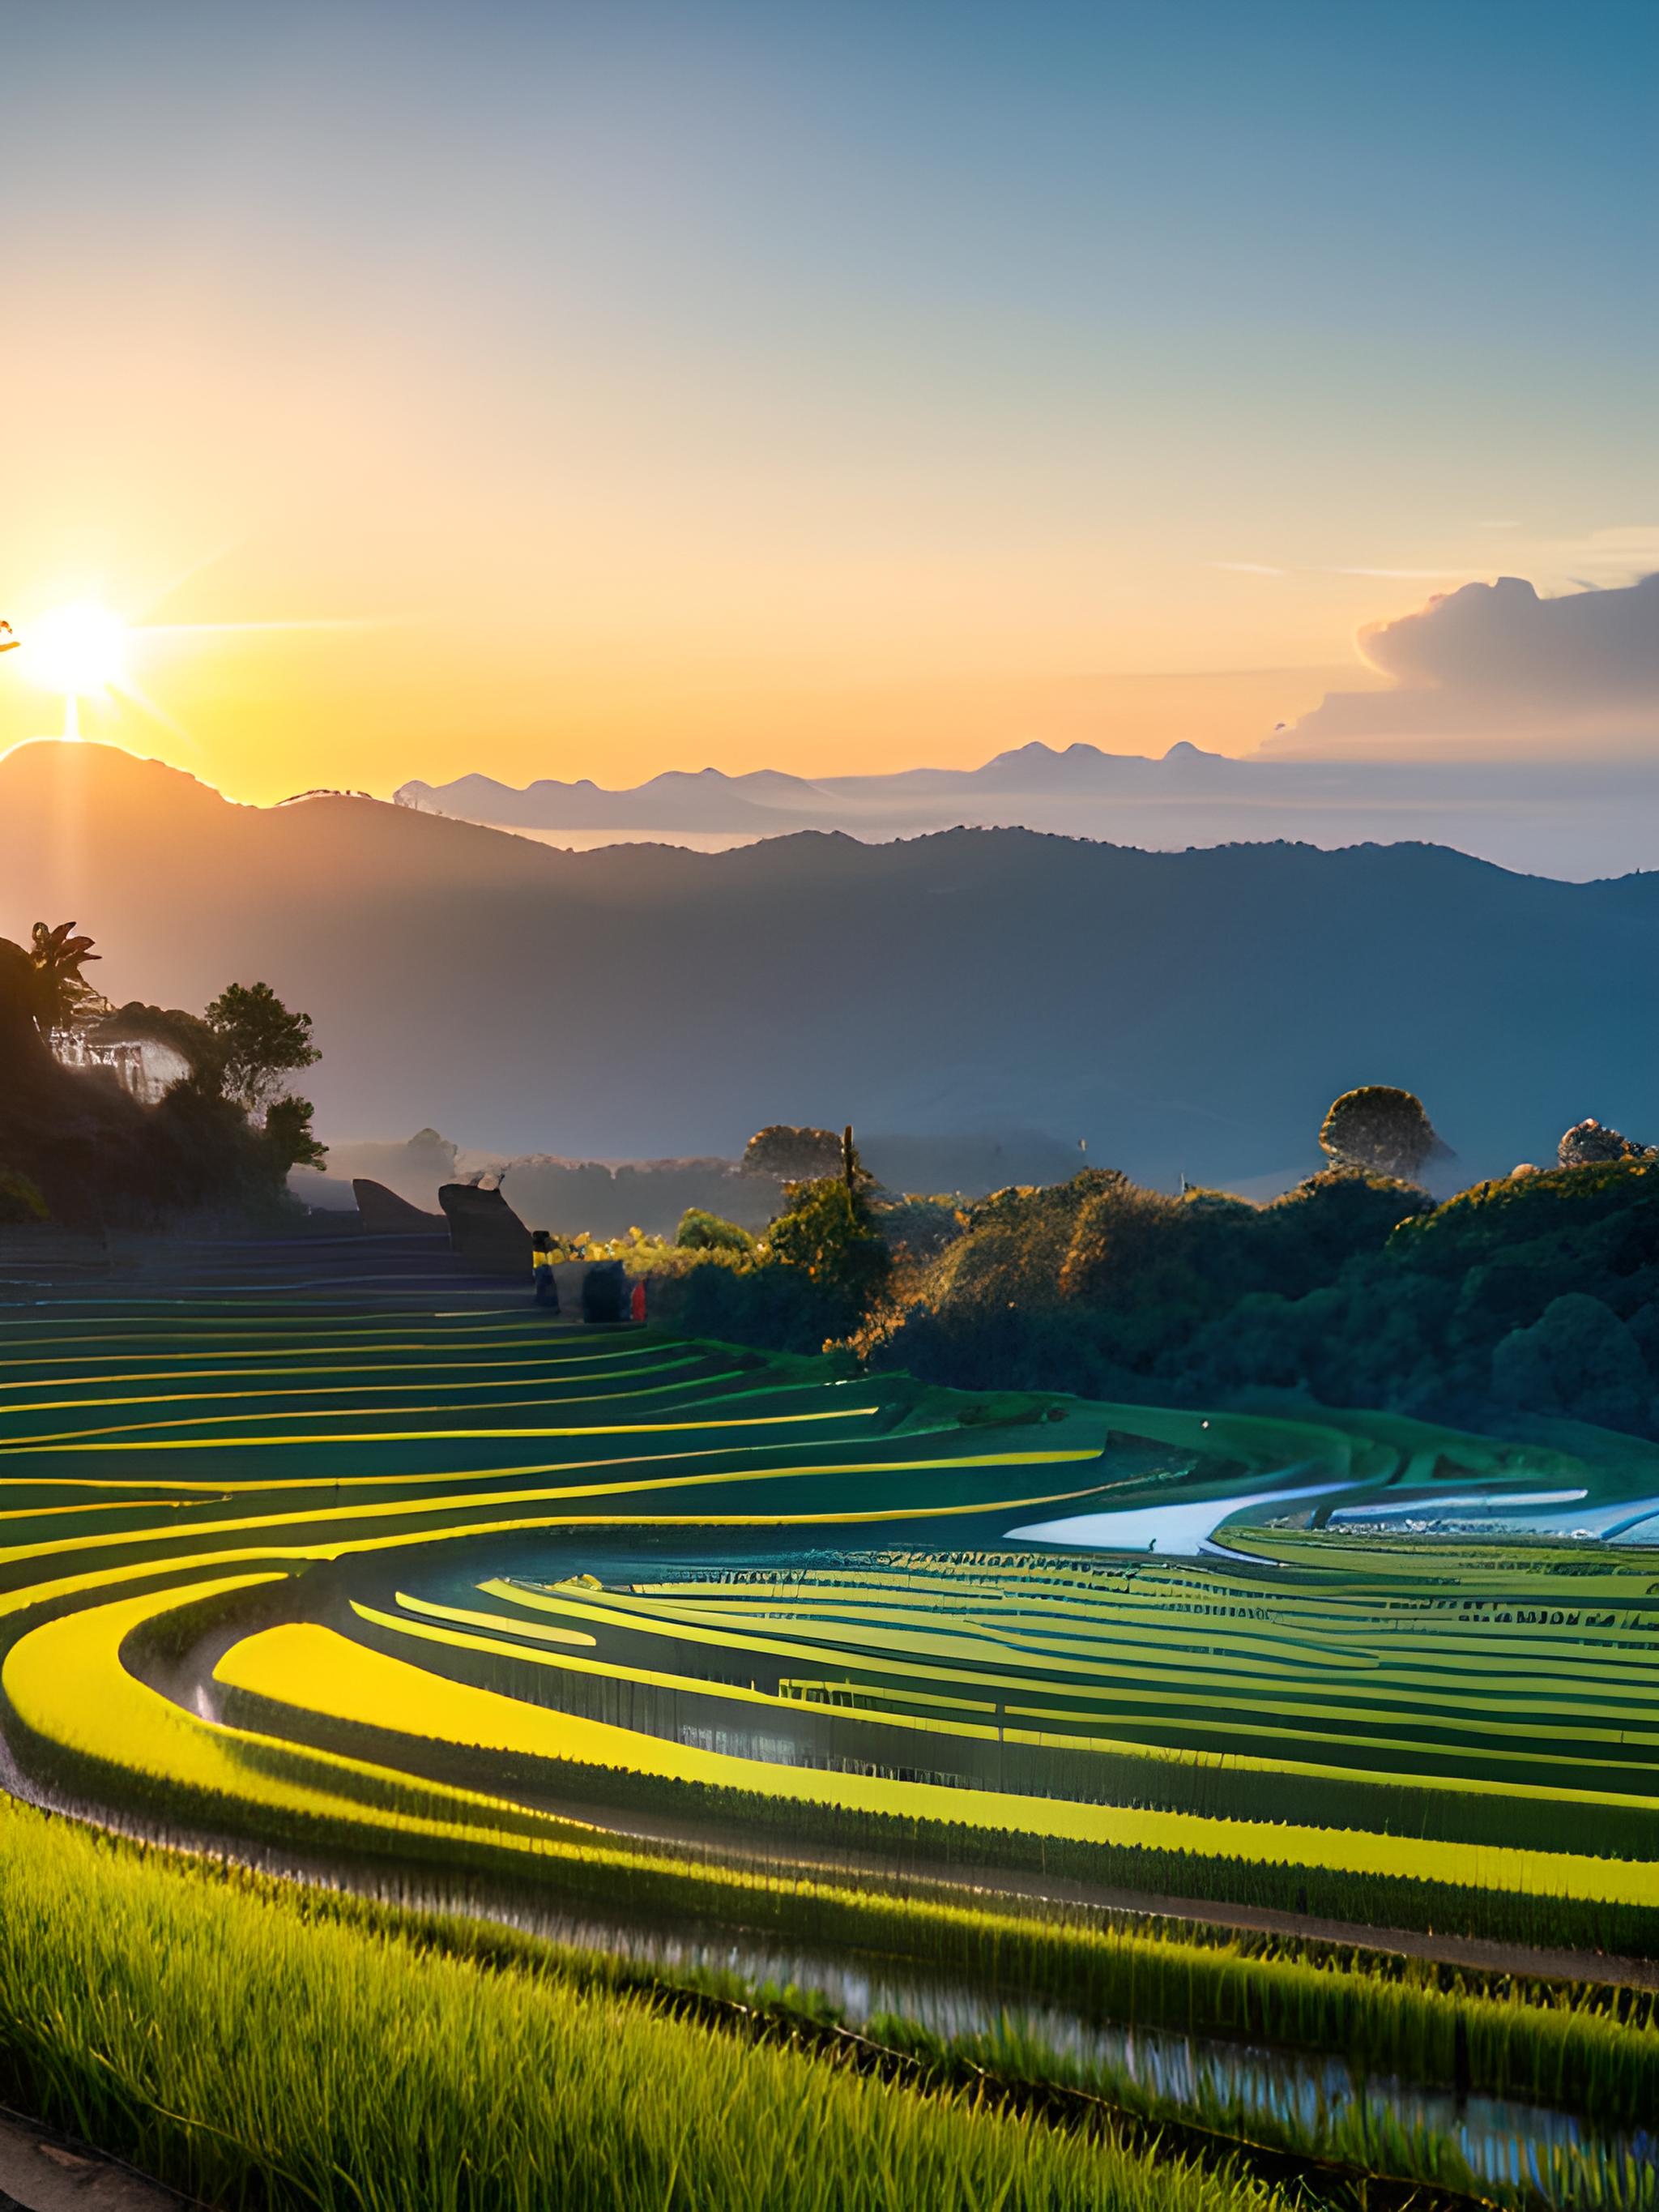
[1263,571,1659,756]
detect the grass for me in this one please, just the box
[23,1574,1659,2137]
[0,1795,1280,2212]
[8,1787,1659,2212]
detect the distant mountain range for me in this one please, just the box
[5,741,1657,1187]
[398,741,1659,881]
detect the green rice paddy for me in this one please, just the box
[6,1796,1279,2212]
[1,1300,1656,1907]
[3,1290,1658,2206]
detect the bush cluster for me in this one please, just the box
[865,1157,1659,1437]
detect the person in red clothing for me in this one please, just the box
[629,1279,646,1324]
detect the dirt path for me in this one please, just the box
[0,2112,193,2212]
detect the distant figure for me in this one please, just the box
[630,1279,646,1324]
[531,1228,560,1309]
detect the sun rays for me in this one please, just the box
[3,586,394,754]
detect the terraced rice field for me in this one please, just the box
[1,1287,1656,1924]
[11,1279,1659,2210]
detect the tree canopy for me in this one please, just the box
[262,1095,328,1175]
[204,983,320,1113]
[1319,1086,1442,1181]
[28,922,102,1034]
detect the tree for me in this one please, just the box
[263,1095,328,1174]
[1319,1086,1442,1182]
[203,982,320,1114]
[28,921,102,1034]
[741,1125,844,1181]
[766,1176,889,1313]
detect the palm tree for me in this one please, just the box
[28,921,102,1035]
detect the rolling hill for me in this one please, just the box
[3,740,1657,1187]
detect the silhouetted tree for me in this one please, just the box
[1319,1085,1441,1181]
[203,982,320,1114]
[28,921,101,1034]
[263,1095,327,1173]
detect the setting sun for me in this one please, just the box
[18,601,130,697]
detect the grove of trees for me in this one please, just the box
[0,921,327,1222]
[655,1086,1659,1442]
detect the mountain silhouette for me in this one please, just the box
[399,740,1659,880]
[4,741,1657,1185]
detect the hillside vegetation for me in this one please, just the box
[632,1104,1659,1442]
[864,1156,1659,1437]
[0,927,322,1228]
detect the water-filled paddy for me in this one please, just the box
[369,1891,1650,2206]
[6,1289,1659,2206]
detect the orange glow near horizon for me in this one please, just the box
[0,10,1648,810]
[0,566,1397,806]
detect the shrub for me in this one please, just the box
[1256,1170,1430,1294]
[676,1208,756,1255]
[767,1177,890,1326]
[870,1194,966,1266]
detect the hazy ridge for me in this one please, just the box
[6,741,1657,1187]
[399,739,1659,881]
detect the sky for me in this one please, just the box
[0,0,1653,804]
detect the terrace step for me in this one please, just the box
[0,1227,110,1281]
